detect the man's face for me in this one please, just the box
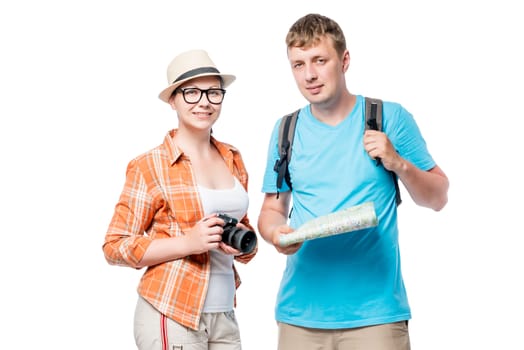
[287,36,348,106]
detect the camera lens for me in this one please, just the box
[222,226,257,254]
[232,228,257,254]
[218,213,257,254]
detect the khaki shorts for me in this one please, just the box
[134,296,241,350]
[278,321,410,350]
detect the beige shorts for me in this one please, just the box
[278,321,410,350]
[134,296,241,350]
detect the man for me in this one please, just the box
[257,13,449,350]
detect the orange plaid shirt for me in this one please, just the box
[103,129,257,330]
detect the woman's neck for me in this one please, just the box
[173,128,212,157]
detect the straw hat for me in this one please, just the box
[158,49,236,103]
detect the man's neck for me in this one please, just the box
[310,91,356,126]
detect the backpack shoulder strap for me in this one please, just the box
[274,109,299,196]
[364,96,402,206]
[365,97,383,131]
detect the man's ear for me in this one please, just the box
[342,50,350,72]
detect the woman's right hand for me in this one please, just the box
[184,214,224,255]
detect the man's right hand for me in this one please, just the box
[273,225,302,255]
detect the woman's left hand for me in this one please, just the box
[218,242,242,255]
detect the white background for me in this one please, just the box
[1,1,523,349]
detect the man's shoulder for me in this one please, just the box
[361,95,403,110]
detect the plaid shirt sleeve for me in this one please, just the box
[102,158,155,267]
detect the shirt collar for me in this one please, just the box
[163,129,238,166]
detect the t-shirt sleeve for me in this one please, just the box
[384,102,436,171]
[261,118,291,193]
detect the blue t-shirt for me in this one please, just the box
[261,95,435,329]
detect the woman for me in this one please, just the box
[103,49,257,350]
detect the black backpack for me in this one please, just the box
[273,97,402,205]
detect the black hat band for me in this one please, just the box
[173,67,220,84]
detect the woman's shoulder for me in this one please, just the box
[211,136,241,155]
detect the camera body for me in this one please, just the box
[217,213,257,254]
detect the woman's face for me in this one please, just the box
[169,75,224,132]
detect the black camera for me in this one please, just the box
[217,213,257,254]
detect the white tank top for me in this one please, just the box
[198,177,249,312]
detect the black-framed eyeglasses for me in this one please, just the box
[176,87,226,105]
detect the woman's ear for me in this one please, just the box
[168,96,177,110]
